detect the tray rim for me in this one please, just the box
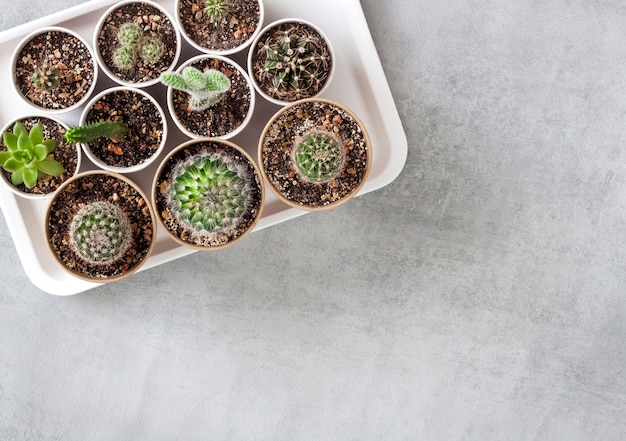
[0,0,408,295]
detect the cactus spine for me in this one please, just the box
[69,201,133,265]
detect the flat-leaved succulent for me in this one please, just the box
[0,122,65,189]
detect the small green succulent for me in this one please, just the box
[64,121,129,144]
[204,0,229,23]
[160,67,231,111]
[0,122,65,189]
[31,65,61,91]
[294,131,344,182]
[69,200,133,265]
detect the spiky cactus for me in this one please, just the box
[160,67,231,111]
[113,22,165,69]
[164,151,255,240]
[113,46,137,70]
[257,23,331,101]
[294,131,344,182]
[204,0,229,23]
[69,201,133,265]
[31,65,61,91]
[138,37,166,64]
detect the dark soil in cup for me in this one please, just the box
[84,89,164,169]
[96,2,178,84]
[250,21,333,103]
[260,100,370,209]
[170,57,252,137]
[154,140,263,248]
[178,0,261,52]
[47,172,155,280]
[14,30,95,110]
[0,117,79,196]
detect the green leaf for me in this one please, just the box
[42,139,56,154]
[11,169,24,186]
[4,157,23,173]
[29,123,44,145]
[22,167,38,189]
[13,122,27,138]
[3,132,18,152]
[34,144,48,161]
[37,158,65,176]
[0,151,11,165]
[17,133,32,152]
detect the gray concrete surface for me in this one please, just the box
[1,0,626,439]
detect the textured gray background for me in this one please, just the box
[1,0,626,439]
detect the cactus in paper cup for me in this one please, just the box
[0,122,65,189]
[160,67,231,111]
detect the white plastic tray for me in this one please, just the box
[0,0,407,295]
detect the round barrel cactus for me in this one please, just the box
[69,200,133,265]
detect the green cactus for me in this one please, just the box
[0,122,65,189]
[113,46,137,70]
[204,0,229,23]
[118,23,144,47]
[165,151,253,235]
[113,22,165,69]
[138,37,166,65]
[160,67,231,111]
[294,131,344,182]
[258,23,331,101]
[68,200,133,265]
[64,121,129,144]
[31,65,61,91]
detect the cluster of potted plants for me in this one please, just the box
[2,0,371,286]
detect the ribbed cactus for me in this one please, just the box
[258,23,331,101]
[160,67,231,111]
[31,65,61,91]
[204,0,229,23]
[68,201,133,265]
[294,131,344,182]
[164,151,253,236]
